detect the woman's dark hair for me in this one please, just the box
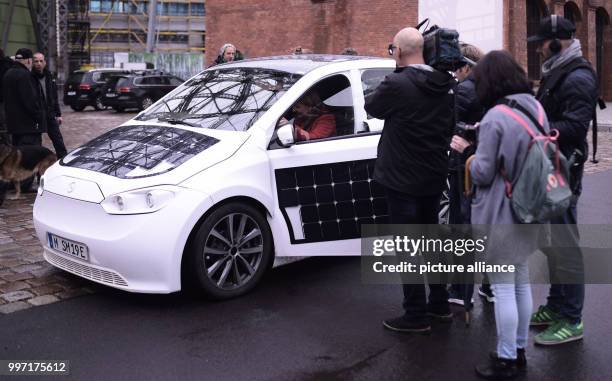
[473,50,533,109]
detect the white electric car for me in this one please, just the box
[33,55,447,299]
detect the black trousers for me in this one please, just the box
[46,118,67,158]
[385,187,449,319]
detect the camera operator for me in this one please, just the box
[365,27,456,333]
[527,15,598,346]
[447,44,495,306]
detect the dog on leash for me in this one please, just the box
[0,144,57,202]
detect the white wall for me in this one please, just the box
[418,0,504,53]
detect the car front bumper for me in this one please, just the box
[33,188,213,293]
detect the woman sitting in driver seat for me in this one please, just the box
[292,91,336,141]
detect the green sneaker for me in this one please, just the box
[530,305,561,326]
[534,320,584,346]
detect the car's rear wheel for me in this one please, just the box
[140,97,153,110]
[186,203,273,299]
[94,95,106,111]
[113,106,124,113]
[70,105,85,112]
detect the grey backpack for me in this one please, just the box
[497,98,572,223]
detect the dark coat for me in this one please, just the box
[536,59,598,159]
[2,61,47,134]
[365,65,455,197]
[455,73,484,125]
[33,68,61,119]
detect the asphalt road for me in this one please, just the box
[1,170,611,381]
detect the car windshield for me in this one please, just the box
[115,77,132,89]
[135,68,301,131]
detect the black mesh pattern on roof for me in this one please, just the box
[136,68,300,132]
[60,125,219,179]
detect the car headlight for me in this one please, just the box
[37,176,45,196]
[101,186,180,215]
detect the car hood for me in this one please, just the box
[44,123,249,201]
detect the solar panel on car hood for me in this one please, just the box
[60,125,219,179]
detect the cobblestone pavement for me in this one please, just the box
[1,107,612,313]
[0,107,137,314]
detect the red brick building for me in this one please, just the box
[206,0,612,99]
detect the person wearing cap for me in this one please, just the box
[2,48,47,147]
[527,15,598,346]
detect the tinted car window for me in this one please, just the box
[67,72,85,85]
[142,76,162,85]
[159,76,170,85]
[116,77,133,89]
[136,68,301,131]
[169,77,183,86]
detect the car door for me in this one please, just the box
[267,70,388,257]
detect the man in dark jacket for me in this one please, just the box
[33,52,67,158]
[2,48,47,146]
[527,15,598,346]
[365,27,456,333]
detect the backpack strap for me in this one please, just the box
[494,99,552,198]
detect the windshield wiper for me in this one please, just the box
[159,118,199,127]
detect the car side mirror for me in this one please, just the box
[277,124,295,147]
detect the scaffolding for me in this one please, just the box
[88,0,205,57]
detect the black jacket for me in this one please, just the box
[536,58,598,159]
[33,68,61,119]
[365,65,455,196]
[449,73,484,170]
[455,73,484,125]
[0,56,13,103]
[2,61,46,134]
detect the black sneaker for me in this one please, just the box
[447,287,475,306]
[478,286,495,303]
[382,316,431,333]
[475,356,519,379]
[490,348,526,370]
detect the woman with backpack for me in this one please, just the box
[454,50,549,380]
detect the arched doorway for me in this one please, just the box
[527,0,547,80]
[596,7,610,98]
[563,2,581,25]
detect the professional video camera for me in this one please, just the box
[417,19,466,72]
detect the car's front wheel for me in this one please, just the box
[70,105,85,112]
[186,203,273,299]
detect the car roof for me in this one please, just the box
[212,54,391,75]
[72,68,130,74]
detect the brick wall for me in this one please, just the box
[205,0,417,65]
[206,0,611,100]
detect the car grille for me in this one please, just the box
[44,250,129,287]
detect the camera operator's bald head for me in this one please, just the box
[392,27,425,67]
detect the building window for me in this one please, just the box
[191,3,205,16]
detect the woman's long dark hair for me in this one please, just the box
[473,50,533,109]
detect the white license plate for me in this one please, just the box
[48,233,89,261]
[67,91,76,96]
[106,93,117,98]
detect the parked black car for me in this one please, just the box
[63,69,132,111]
[102,73,184,112]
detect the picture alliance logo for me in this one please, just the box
[371,235,488,257]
